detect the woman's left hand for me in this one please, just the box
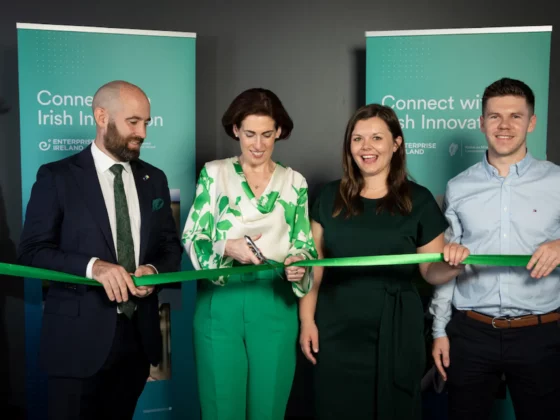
[284,255,306,282]
[443,242,470,267]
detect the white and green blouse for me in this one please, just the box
[182,157,317,297]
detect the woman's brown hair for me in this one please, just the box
[221,88,293,140]
[333,104,411,218]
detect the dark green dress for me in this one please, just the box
[311,180,448,420]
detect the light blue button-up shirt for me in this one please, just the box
[430,151,560,338]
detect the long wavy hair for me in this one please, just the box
[333,104,411,218]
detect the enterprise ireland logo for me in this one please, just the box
[39,139,93,152]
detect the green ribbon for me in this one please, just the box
[0,254,537,287]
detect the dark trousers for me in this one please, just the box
[47,313,151,420]
[446,311,560,420]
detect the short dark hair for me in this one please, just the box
[482,78,535,115]
[221,88,293,140]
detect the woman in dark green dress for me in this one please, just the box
[299,104,470,419]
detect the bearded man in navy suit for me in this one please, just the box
[19,80,182,419]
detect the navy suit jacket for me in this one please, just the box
[18,145,182,378]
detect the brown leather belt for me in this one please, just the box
[464,310,560,329]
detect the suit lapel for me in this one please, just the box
[131,161,152,264]
[71,146,117,261]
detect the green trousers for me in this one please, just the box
[193,268,298,420]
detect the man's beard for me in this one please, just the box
[104,121,143,162]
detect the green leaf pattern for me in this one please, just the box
[234,160,280,214]
[182,166,234,284]
[182,158,317,294]
[279,186,317,255]
[278,186,318,296]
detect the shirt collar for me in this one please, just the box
[91,141,132,174]
[482,149,534,179]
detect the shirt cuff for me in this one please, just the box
[432,321,449,339]
[214,240,227,261]
[432,330,448,339]
[86,257,99,279]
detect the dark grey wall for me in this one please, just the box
[1,0,558,415]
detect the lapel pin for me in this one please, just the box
[143,175,150,181]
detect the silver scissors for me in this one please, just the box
[244,236,284,280]
[244,235,271,264]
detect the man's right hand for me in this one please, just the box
[432,336,450,381]
[92,260,138,302]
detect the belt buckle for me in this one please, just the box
[491,315,510,329]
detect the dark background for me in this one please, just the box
[1,0,558,416]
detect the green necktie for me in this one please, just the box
[110,164,136,318]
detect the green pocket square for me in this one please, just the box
[152,198,164,211]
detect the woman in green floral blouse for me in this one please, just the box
[182,88,317,420]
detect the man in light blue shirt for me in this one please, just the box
[429,78,560,420]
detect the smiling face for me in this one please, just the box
[234,114,281,166]
[481,95,536,162]
[94,85,151,162]
[349,116,402,179]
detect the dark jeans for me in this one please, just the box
[446,311,560,420]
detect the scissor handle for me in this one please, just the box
[244,235,266,261]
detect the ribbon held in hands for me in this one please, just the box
[0,253,536,287]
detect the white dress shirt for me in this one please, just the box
[85,141,142,278]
